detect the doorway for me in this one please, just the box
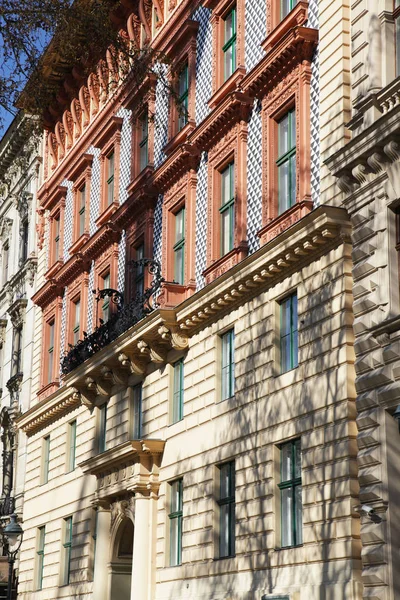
[110,518,134,600]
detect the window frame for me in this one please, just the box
[222,6,237,81]
[36,526,46,591]
[98,403,107,454]
[131,383,143,439]
[68,153,93,253]
[280,0,297,21]
[217,461,235,558]
[278,438,302,548]
[219,161,235,256]
[62,516,73,585]
[277,108,296,215]
[173,207,185,284]
[168,478,183,566]
[2,242,9,285]
[66,420,77,472]
[279,292,298,374]
[41,435,50,485]
[172,358,184,424]
[39,296,63,397]
[221,329,235,401]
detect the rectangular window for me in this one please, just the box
[169,479,183,566]
[21,219,29,263]
[78,185,86,237]
[218,461,235,558]
[62,517,73,585]
[36,526,46,590]
[47,320,55,384]
[223,7,236,81]
[92,509,98,576]
[107,152,115,205]
[42,436,50,485]
[277,109,296,215]
[279,439,302,547]
[220,162,235,256]
[2,243,9,284]
[221,329,235,401]
[280,292,298,373]
[67,420,77,472]
[177,64,189,131]
[54,216,60,262]
[173,208,185,284]
[101,273,111,322]
[73,299,81,345]
[98,404,107,453]
[132,384,142,439]
[139,111,149,172]
[281,0,297,20]
[172,359,184,423]
[134,244,145,297]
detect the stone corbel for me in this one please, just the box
[137,339,167,364]
[0,319,7,347]
[157,325,188,350]
[85,375,112,398]
[118,352,147,376]
[99,365,127,387]
[25,257,38,287]
[337,173,360,194]
[384,140,400,162]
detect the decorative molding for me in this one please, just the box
[16,386,82,436]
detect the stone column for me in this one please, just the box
[93,505,111,600]
[131,492,150,600]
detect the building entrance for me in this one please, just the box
[110,518,134,600]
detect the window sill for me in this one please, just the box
[164,120,196,157]
[203,244,248,285]
[262,1,309,54]
[45,260,64,280]
[208,66,246,111]
[257,200,313,246]
[95,201,120,228]
[274,544,303,551]
[37,380,60,403]
[69,233,90,255]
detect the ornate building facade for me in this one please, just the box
[0,114,40,595]
[10,0,395,599]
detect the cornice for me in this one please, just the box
[79,439,165,476]
[92,116,123,149]
[161,19,199,60]
[65,152,94,182]
[153,143,200,192]
[32,279,63,308]
[38,184,68,211]
[16,385,82,435]
[242,25,318,97]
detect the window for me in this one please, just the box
[21,219,29,264]
[47,320,55,384]
[280,292,298,373]
[2,243,9,284]
[177,64,189,131]
[281,0,297,20]
[78,185,86,237]
[101,273,111,322]
[132,384,142,439]
[278,439,302,547]
[11,326,22,376]
[395,0,400,76]
[134,244,145,297]
[54,216,61,262]
[67,420,77,472]
[98,403,107,453]
[221,329,235,400]
[72,299,81,344]
[106,152,115,205]
[277,109,296,215]
[174,208,185,284]
[223,7,236,81]
[139,110,149,172]
[42,436,50,485]
[172,359,184,423]
[220,162,235,256]
[36,526,46,590]
[217,461,235,557]
[62,517,73,585]
[168,479,183,566]
[92,509,98,576]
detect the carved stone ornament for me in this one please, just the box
[17,190,32,222]
[110,497,135,526]
[7,298,27,329]
[0,218,12,245]
[0,320,7,347]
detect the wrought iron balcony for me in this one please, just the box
[61,259,164,375]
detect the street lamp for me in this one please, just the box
[2,514,23,600]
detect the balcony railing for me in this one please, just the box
[61,259,164,375]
